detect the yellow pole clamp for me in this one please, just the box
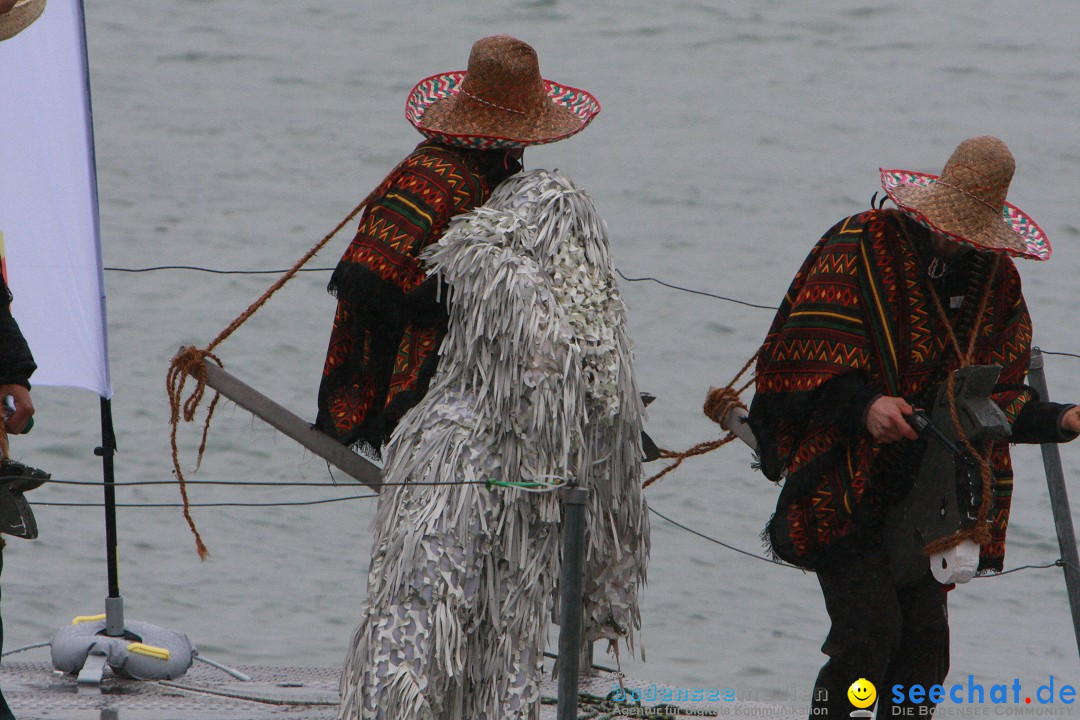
[71,614,106,625]
[127,643,171,661]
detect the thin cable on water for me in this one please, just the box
[648,505,798,568]
[104,264,783,310]
[38,478,487,488]
[1,642,50,657]
[649,505,1065,578]
[1040,350,1080,361]
[31,495,376,509]
[101,264,1080,362]
[29,487,1071,575]
[105,265,335,274]
[615,269,780,310]
[973,559,1064,578]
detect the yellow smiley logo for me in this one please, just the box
[847,678,877,709]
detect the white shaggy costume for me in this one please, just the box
[338,169,649,720]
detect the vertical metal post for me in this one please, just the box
[1028,348,1080,659]
[557,486,589,720]
[96,396,124,637]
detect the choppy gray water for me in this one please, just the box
[7,0,1080,704]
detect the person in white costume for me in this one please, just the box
[338,167,649,720]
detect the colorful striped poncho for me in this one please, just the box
[748,209,1033,572]
[316,142,513,458]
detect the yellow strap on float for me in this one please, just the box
[71,614,106,625]
[127,643,171,661]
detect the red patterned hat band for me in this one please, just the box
[881,136,1050,261]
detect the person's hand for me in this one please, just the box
[0,384,34,434]
[0,0,18,15]
[865,395,918,443]
[1062,406,1080,435]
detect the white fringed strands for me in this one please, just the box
[338,169,649,720]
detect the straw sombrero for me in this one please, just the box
[405,35,600,150]
[880,135,1050,261]
[0,0,46,42]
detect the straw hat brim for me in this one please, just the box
[406,71,601,150]
[0,0,46,42]
[881,169,1051,261]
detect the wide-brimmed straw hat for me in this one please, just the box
[880,135,1050,261]
[0,0,46,42]
[405,34,600,150]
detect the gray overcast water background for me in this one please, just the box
[6,0,1080,705]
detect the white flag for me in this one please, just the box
[0,0,111,398]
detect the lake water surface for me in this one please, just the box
[7,0,1080,707]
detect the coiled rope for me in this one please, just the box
[165,164,404,559]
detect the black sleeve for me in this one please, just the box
[0,277,36,389]
[1010,401,1078,444]
[812,372,883,436]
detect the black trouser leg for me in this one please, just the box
[875,578,950,717]
[810,542,900,719]
[809,542,949,719]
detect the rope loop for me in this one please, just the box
[161,162,402,559]
[642,352,758,489]
[166,345,224,560]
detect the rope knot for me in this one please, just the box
[641,352,758,489]
[704,386,745,427]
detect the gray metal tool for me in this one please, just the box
[884,365,1011,586]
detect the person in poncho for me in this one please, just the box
[746,136,1080,719]
[314,33,603,457]
[330,37,648,720]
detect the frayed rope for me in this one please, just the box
[164,163,405,559]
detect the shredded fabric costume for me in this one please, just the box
[338,169,648,720]
[748,209,1034,571]
[316,142,517,458]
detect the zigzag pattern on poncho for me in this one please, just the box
[750,209,1032,571]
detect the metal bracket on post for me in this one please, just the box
[556,485,590,720]
[1028,348,1080,662]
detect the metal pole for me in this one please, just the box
[96,396,125,637]
[557,486,589,720]
[1028,348,1080,659]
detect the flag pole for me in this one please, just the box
[96,396,124,636]
[74,0,125,639]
